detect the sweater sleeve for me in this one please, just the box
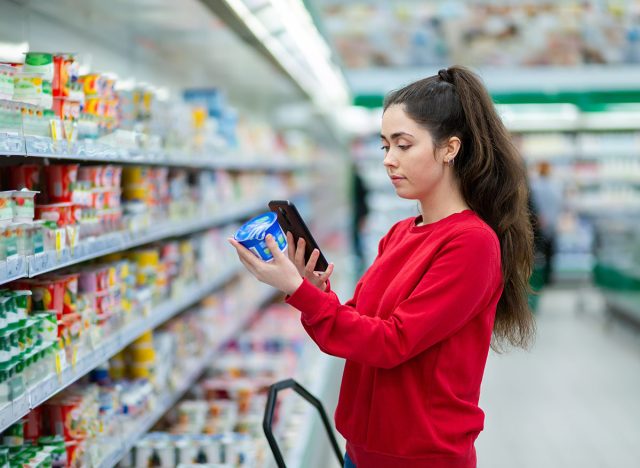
[299,222,398,345]
[287,228,501,369]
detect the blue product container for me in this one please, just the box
[234,211,287,261]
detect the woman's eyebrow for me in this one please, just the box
[380,131,414,140]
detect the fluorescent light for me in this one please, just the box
[222,0,350,110]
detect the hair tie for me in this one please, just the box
[438,68,452,83]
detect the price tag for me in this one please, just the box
[41,252,50,271]
[6,258,16,277]
[55,230,63,253]
[0,404,10,430]
[0,262,7,282]
[89,328,99,349]
[12,396,29,422]
[8,256,23,277]
[49,120,58,141]
[71,346,78,370]
[54,353,62,376]
[68,231,77,257]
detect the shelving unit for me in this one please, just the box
[97,283,279,468]
[0,190,310,286]
[0,139,310,172]
[0,2,350,466]
[504,106,640,283]
[0,264,242,432]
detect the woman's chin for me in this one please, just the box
[394,188,417,200]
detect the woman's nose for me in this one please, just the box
[383,151,398,168]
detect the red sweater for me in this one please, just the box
[286,210,503,468]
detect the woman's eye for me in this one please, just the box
[398,145,410,151]
[380,145,389,152]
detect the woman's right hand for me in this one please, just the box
[287,231,334,291]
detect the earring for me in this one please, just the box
[447,158,455,166]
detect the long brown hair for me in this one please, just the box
[384,65,535,350]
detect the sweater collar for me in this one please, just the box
[409,209,474,233]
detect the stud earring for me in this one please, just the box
[446,158,455,166]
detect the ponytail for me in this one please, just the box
[384,66,535,350]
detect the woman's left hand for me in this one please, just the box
[228,234,303,295]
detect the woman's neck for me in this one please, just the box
[417,182,469,226]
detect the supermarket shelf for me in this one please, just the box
[0,133,25,156]
[0,265,242,433]
[574,176,640,185]
[98,283,279,468]
[24,198,268,279]
[1,190,311,286]
[604,291,640,327]
[1,136,308,172]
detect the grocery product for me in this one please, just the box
[12,189,39,223]
[9,164,41,191]
[23,52,54,81]
[13,73,43,106]
[233,212,287,262]
[42,164,78,203]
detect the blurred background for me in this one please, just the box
[0,1,638,467]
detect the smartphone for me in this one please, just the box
[268,200,329,271]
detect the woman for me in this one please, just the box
[229,66,534,468]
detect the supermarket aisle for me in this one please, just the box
[477,287,640,468]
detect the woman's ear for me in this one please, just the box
[443,136,461,165]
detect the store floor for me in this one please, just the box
[321,287,640,468]
[477,286,640,468]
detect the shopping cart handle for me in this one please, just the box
[263,378,344,468]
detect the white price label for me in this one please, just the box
[37,252,51,272]
[11,396,29,422]
[0,403,12,430]
[0,262,7,282]
[6,257,22,277]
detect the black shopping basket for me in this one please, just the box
[263,378,344,468]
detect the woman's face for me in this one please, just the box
[380,104,447,201]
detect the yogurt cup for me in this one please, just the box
[233,212,287,262]
[24,52,54,81]
[12,189,39,222]
[43,164,78,203]
[10,165,41,191]
[35,202,74,227]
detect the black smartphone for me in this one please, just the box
[268,200,329,271]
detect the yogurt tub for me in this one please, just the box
[24,52,54,81]
[233,212,287,261]
[43,164,79,203]
[12,190,39,222]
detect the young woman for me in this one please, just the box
[229,66,535,468]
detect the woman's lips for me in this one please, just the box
[390,175,405,185]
